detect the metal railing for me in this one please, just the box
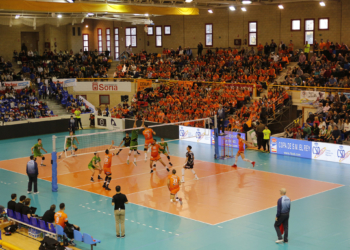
[268,84,350,93]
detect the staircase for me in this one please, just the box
[44,98,68,116]
[107,61,119,78]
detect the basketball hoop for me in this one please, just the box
[144,25,148,33]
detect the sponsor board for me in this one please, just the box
[73,82,132,92]
[53,78,76,87]
[300,91,325,105]
[179,126,212,144]
[97,118,107,127]
[0,81,30,90]
[270,137,312,158]
[218,131,245,149]
[312,142,350,164]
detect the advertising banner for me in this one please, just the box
[111,118,125,130]
[53,78,76,87]
[270,137,312,158]
[247,129,258,147]
[179,126,212,144]
[79,95,96,114]
[96,117,107,128]
[311,142,350,164]
[136,79,152,91]
[74,82,132,92]
[218,131,246,149]
[225,83,255,93]
[1,81,30,90]
[300,91,325,105]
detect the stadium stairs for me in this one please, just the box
[44,98,68,116]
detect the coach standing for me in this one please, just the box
[274,188,291,244]
[256,120,265,151]
[26,155,39,194]
[68,116,76,134]
[112,185,128,238]
[217,105,226,135]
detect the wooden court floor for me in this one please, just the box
[0,150,342,225]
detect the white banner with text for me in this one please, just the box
[74,81,132,92]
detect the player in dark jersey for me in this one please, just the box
[181,145,199,183]
[115,133,131,153]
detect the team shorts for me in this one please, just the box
[34,152,43,157]
[185,162,194,169]
[104,168,112,175]
[238,150,245,154]
[66,143,75,148]
[151,155,161,161]
[88,164,96,170]
[130,142,138,151]
[159,150,167,155]
[145,139,153,147]
[169,187,180,195]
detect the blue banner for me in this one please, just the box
[270,137,312,159]
[217,131,245,149]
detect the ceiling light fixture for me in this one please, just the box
[278,5,284,9]
[86,13,94,17]
[15,15,20,19]
[185,0,193,2]
[85,25,88,28]
[229,6,235,11]
[242,0,252,4]
[319,1,325,6]
[241,7,247,11]
[66,0,74,3]
[145,14,149,16]
[208,9,213,13]
[57,14,62,18]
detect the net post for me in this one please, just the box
[214,115,219,159]
[52,136,58,192]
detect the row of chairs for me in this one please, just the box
[6,209,101,250]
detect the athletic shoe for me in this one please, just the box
[150,170,154,174]
[116,235,120,238]
[181,179,185,183]
[105,187,111,191]
[121,235,125,238]
[275,239,284,244]
[98,175,103,180]
[153,164,156,167]
[169,162,173,166]
[232,164,237,167]
[91,178,94,182]
[69,241,76,247]
[116,152,119,156]
[58,155,61,159]
[166,168,170,172]
[34,192,39,194]
[102,183,106,188]
[41,164,46,166]
[27,191,32,194]
[194,176,199,180]
[133,162,137,166]
[179,198,183,206]
[137,151,141,155]
[252,161,256,167]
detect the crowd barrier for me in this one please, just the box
[270,136,350,164]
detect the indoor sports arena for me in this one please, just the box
[0,0,350,249]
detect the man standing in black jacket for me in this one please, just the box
[27,155,39,194]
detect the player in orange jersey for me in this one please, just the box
[141,118,156,161]
[149,140,170,174]
[167,169,182,205]
[232,133,255,168]
[102,140,115,191]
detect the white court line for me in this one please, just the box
[213,185,344,226]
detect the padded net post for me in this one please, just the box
[52,136,58,192]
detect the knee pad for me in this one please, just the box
[144,148,147,151]
[108,176,112,182]
[134,151,137,156]
[65,149,68,152]
[42,157,45,160]
[75,148,78,151]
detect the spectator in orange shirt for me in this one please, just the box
[257,43,264,55]
[54,203,80,246]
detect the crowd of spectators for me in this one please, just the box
[7,193,80,246]
[113,40,296,84]
[14,48,111,80]
[283,92,350,144]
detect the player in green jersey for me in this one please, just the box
[153,137,173,167]
[31,138,48,166]
[58,131,79,159]
[88,152,103,182]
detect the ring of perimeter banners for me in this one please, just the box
[270,137,350,164]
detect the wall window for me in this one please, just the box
[205,24,213,47]
[83,34,89,51]
[106,28,111,52]
[318,18,329,30]
[156,26,162,47]
[305,19,315,45]
[248,21,257,46]
[97,28,103,53]
[114,28,119,59]
[77,27,81,36]
[125,27,137,47]
[99,95,110,105]
[72,27,75,36]
[147,26,153,36]
[164,25,171,35]
[291,19,301,31]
